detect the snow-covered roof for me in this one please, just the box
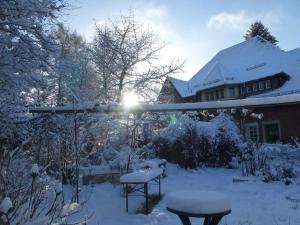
[29,94,300,113]
[169,36,300,98]
[169,77,193,97]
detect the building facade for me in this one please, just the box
[158,36,300,143]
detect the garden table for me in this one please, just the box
[120,168,163,214]
[166,190,231,225]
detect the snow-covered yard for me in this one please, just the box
[68,164,300,225]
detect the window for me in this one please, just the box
[240,87,245,95]
[220,89,224,99]
[229,88,235,98]
[215,90,219,100]
[245,123,259,142]
[265,80,271,89]
[205,93,209,101]
[263,121,281,143]
[259,81,265,90]
[252,83,258,92]
[210,92,214,101]
[246,86,252,93]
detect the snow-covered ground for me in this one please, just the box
[68,164,300,225]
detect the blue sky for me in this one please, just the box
[64,0,300,79]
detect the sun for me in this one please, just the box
[122,91,139,108]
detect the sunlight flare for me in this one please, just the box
[122,91,139,108]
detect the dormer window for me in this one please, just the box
[210,92,214,100]
[265,80,271,89]
[252,83,258,92]
[240,87,245,95]
[259,81,265,90]
[220,89,224,99]
[215,90,219,100]
[229,88,235,98]
[206,93,209,101]
[246,86,252,94]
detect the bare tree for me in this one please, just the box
[91,11,184,102]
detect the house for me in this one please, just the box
[158,36,300,143]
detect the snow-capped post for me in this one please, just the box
[29,163,39,207]
[0,197,13,224]
[30,163,39,178]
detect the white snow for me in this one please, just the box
[169,77,193,98]
[120,168,163,183]
[166,190,231,214]
[61,201,80,217]
[29,93,300,114]
[66,163,300,225]
[139,161,159,170]
[0,197,13,214]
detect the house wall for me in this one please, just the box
[157,79,183,103]
[240,104,300,143]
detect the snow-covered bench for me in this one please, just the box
[120,168,163,214]
[166,190,231,225]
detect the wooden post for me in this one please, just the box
[144,183,148,214]
[158,175,161,198]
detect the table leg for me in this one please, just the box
[208,217,222,225]
[177,214,191,225]
[203,216,223,225]
[125,184,128,212]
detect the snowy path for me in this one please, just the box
[69,164,300,225]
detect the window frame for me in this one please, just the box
[229,87,235,98]
[215,90,219,100]
[262,120,282,143]
[252,83,258,92]
[210,92,214,101]
[205,92,209,101]
[259,81,265,90]
[246,86,252,94]
[220,89,224,99]
[245,122,259,142]
[265,79,271,89]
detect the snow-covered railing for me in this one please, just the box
[28,94,300,114]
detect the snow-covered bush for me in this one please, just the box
[153,113,244,168]
[254,144,300,184]
[241,143,300,184]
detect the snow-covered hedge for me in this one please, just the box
[242,143,300,184]
[152,113,244,168]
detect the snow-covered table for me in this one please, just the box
[166,190,231,225]
[120,168,163,214]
